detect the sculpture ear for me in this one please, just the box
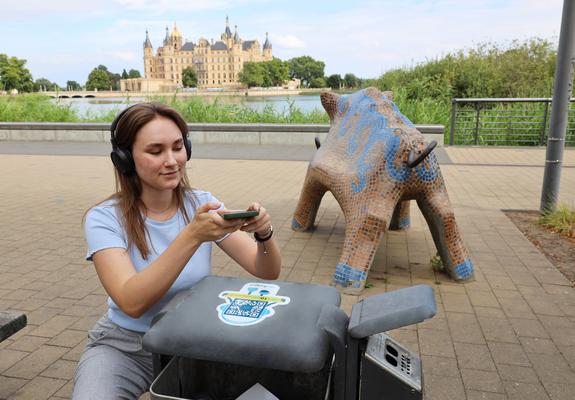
[320,92,341,120]
[382,91,394,101]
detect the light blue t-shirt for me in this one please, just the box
[85,190,225,332]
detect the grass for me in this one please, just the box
[539,203,575,238]
[3,93,573,147]
[0,93,329,124]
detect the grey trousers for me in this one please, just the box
[72,314,154,400]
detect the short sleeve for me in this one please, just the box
[85,205,127,261]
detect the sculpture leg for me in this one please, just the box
[292,167,328,232]
[416,190,474,280]
[389,200,411,230]
[334,198,396,292]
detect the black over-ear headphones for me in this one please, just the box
[110,103,192,175]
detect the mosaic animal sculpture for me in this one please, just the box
[292,87,474,291]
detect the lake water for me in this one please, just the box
[53,95,324,117]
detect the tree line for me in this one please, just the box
[1,38,566,97]
[0,56,141,92]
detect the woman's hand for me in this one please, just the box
[238,202,272,236]
[186,202,246,243]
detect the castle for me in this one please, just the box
[120,17,273,92]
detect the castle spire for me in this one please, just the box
[224,15,232,38]
[144,29,153,48]
[233,24,240,42]
[163,26,169,45]
[263,31,272,49]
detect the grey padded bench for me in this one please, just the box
[143,276,436,400]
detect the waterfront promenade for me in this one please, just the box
[0,144,574,399]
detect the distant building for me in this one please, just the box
[121,17,273,92]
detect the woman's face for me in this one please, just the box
[131,116,187,195]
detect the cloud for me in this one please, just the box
[108,51,137,61]
[270,34,306,49]
[111,0,270,14]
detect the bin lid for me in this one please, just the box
[143,276,341,373]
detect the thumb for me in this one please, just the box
[196,201,221,214]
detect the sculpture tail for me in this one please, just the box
[407,140,437,168]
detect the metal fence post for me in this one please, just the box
[474,101,481,145]
[540,100,550,146]
[449,99,457,145]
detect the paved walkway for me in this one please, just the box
[0,147,574,400]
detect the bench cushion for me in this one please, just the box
[143,276,341,373]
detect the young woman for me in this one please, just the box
[72,102,281,399]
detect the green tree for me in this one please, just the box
[288,56,325,87]
[239,62,265,87]
[85,67,111,91]
[265,58,289,87]
[33,78,56,92]
[309,76,327,88]
[182,67,197,88]
[66,80,82,90]
[344,73,360,89]
[326,74,342,90]
[121,69,129,79]
[128,69,141,79]
[0,54,34,92]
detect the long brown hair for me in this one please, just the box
[89,102,195,259]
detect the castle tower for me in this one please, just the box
[263,32,272,60]
[170,22,183,50]
[143,30,154,78]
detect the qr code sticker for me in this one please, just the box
[224,299,267,318]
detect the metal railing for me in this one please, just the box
[449,98,575,146]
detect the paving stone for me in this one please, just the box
[40,359,77,380]
[423,373,466,400]
[447,312,486,344]
[526,352,575,385]
[503,381,550,400]
[53,380,74,398]
[466,390,507,400]
[24,307,61,326]
[6,335,49,352]
[498,297,537,319]
[474,306,507,319]
[442,292,474,313]
[497,364,539,383]
[8,376,67,400]
[508,318,549,338]
[488,341,530,366]
[453,342,496,371]
[467,290,500,308]
[28,315,79,338]
[538,315,575,330]
[418,328,455,358]
[460,368,504,393]
[0,348,28,373]
[519,337,560,354]
[542,382,575,400]
[558,345,575,370]
[0,375,28,399]
[3,345,68,380]
[548,327,575,347]
[525,298,566,317]
[421,355,461,377]
[478,316,518,343]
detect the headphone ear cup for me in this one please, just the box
[185,137,192,160]
[110,148,135,174]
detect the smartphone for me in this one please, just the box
[222,210,259,220]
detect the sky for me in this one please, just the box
[0,0,566,87]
